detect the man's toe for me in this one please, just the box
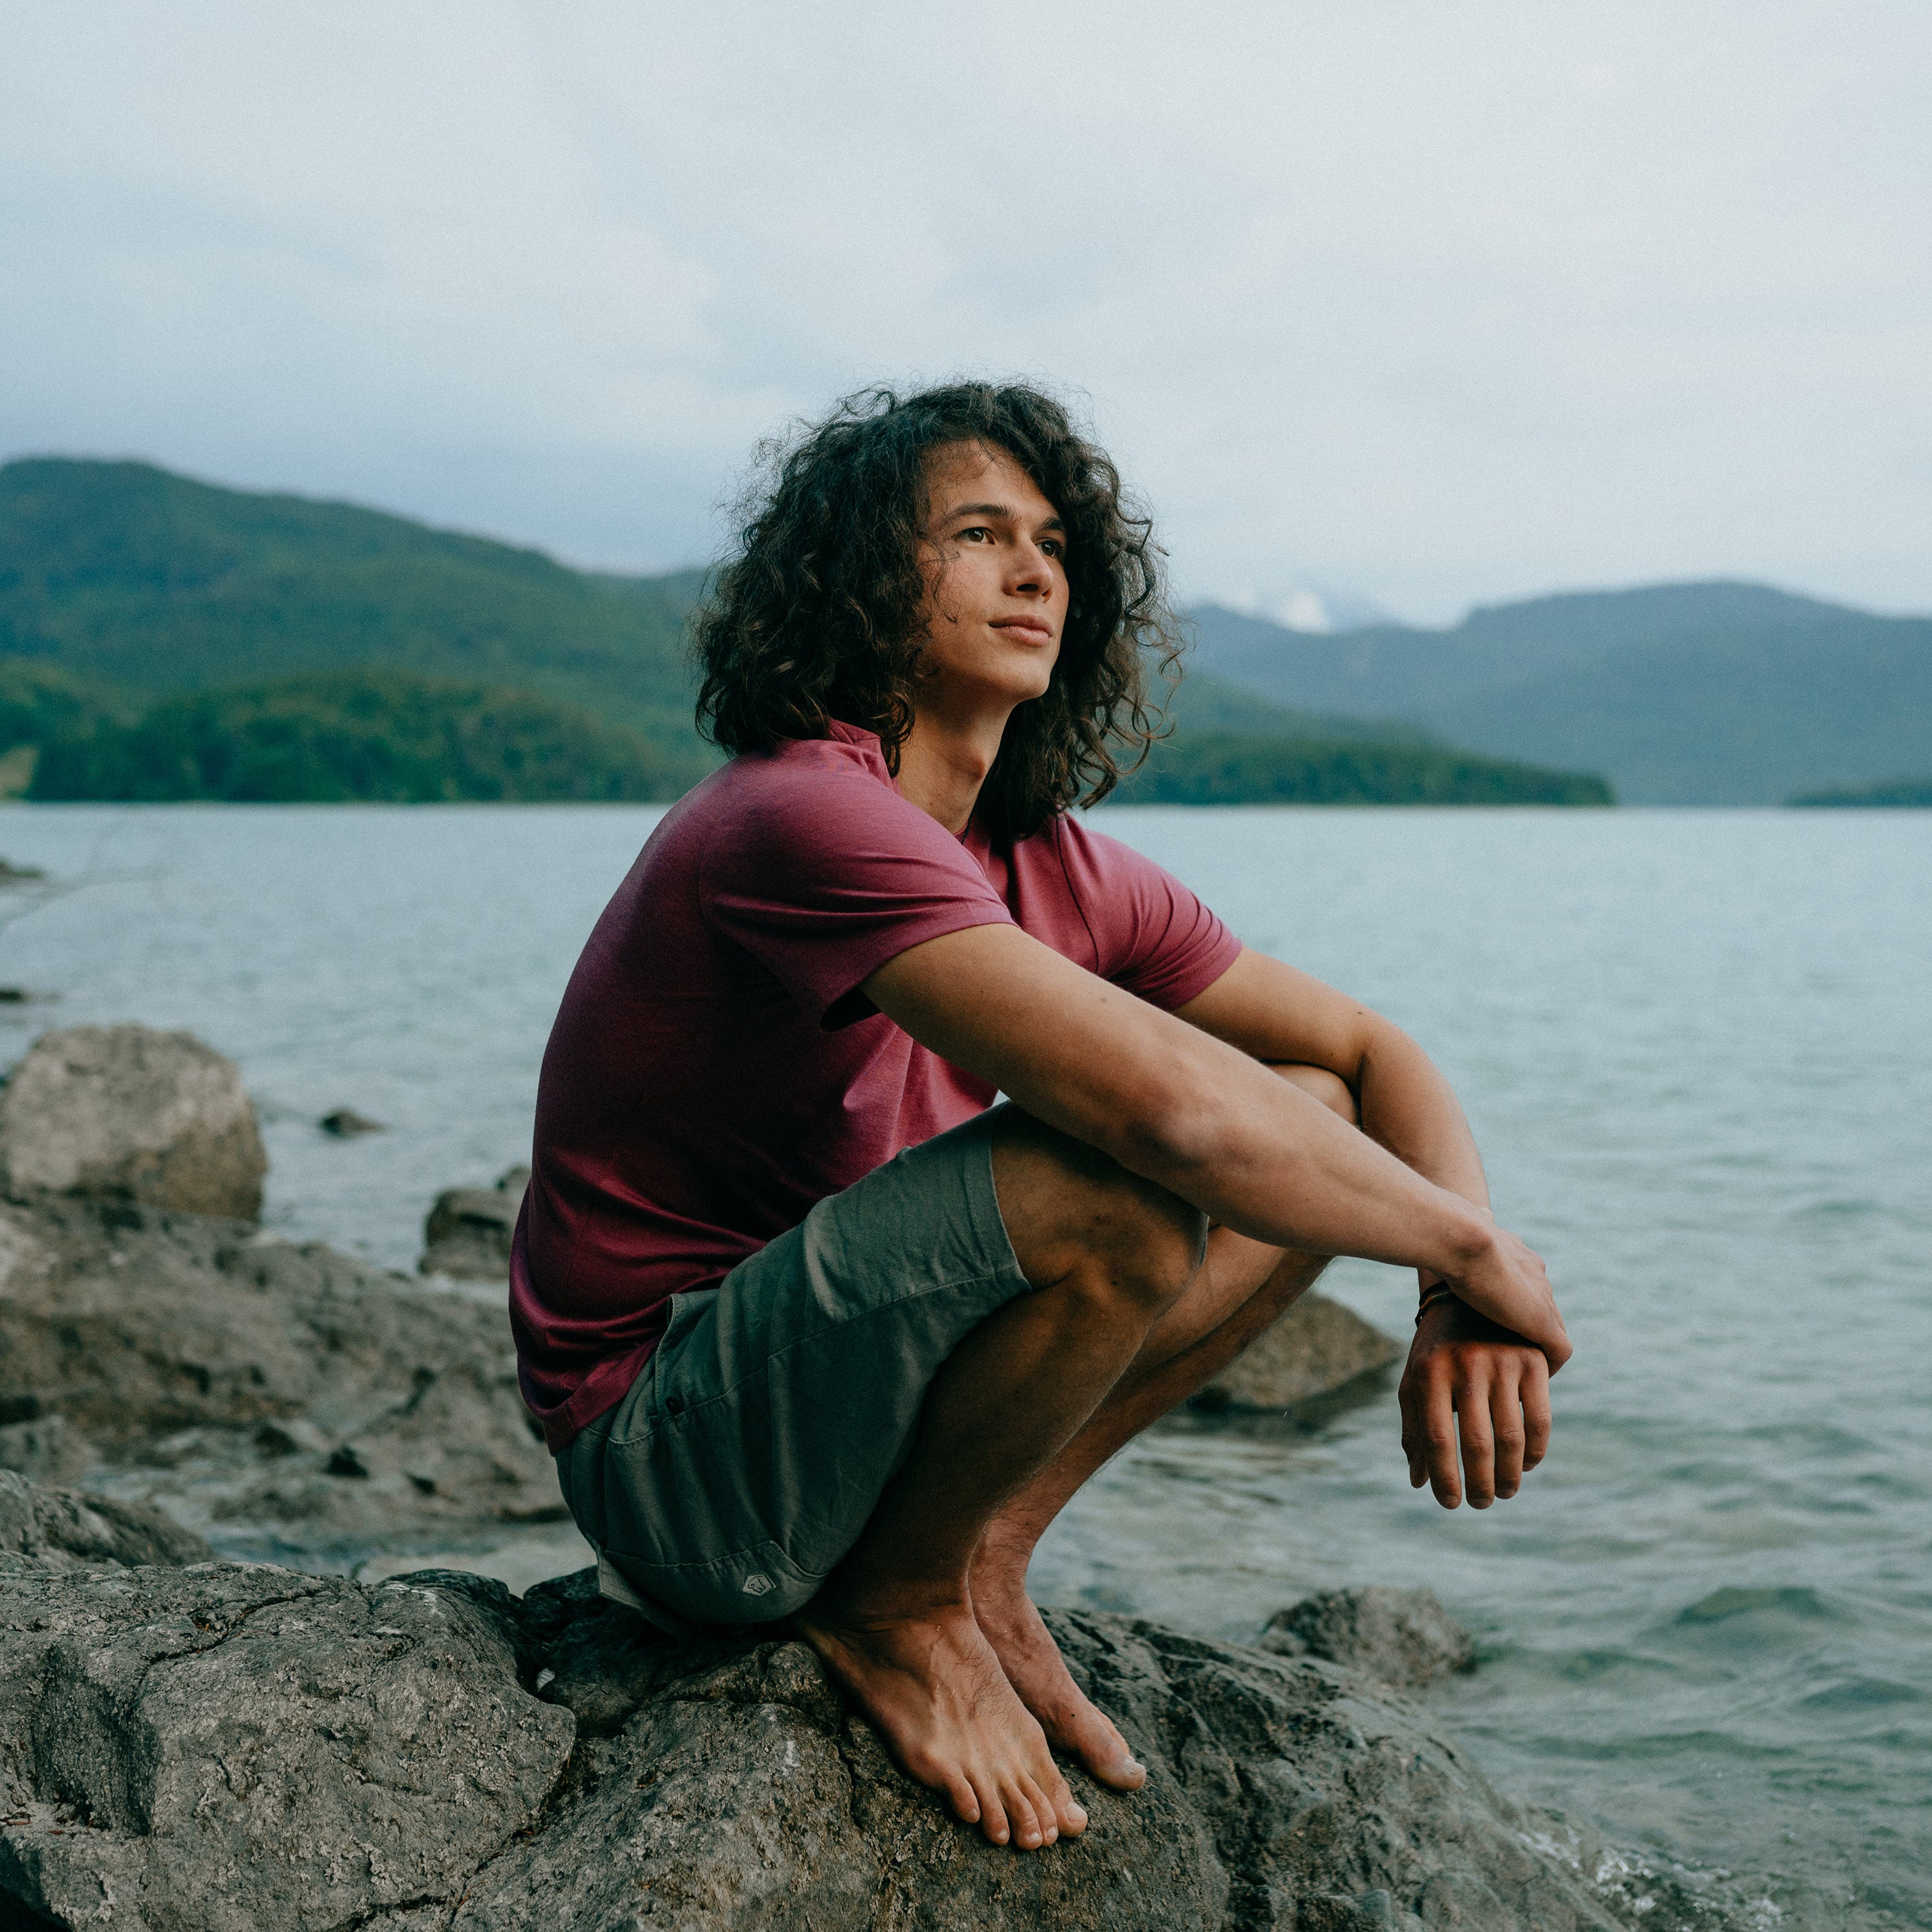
[1009,1775,1052,1847]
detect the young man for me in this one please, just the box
[511,383,1570,1856]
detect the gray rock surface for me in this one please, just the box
[0,1468,212,1570]
[1194,1290,1403,1412]
[1258,1586,1477,1689]
[0,1190,563,1547]
[0,1547,1738,1932]
[420,1166,529,1281]
[0,1561,573,1931]
[0,1025,268,1219]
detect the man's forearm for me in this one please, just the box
[1352,1021,1490,1222]
[1116,1032,1493,1280]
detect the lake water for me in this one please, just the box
[2,802,1927,1929]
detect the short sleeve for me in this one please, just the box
[701,750,1016,1027]
[1054,818,1242,1009]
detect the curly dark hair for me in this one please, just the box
[691,382,1182,840]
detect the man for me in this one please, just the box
[511,382,1570,1856]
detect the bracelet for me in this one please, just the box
[1414,1284,1459,1327]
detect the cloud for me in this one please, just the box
[2,0,1928,618]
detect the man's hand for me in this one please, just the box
[1399,1297,1560,1509]
[1434,1222,1571,1370]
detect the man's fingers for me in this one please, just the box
[1420,1367,1462,1508]
[1399,1380,1428,1489]
[1403,1325,1558,1508]
[1519,1351,1552,1468]
[1490,1367,1528,1499]
[1456,1367,1497,1508]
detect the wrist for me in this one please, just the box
[1427,1199,1495,1281]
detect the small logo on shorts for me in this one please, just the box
[741,1572,774,1597]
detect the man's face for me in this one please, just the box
[915,441,1070,716]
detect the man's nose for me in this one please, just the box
[1008,541,1054,594]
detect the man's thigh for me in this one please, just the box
[557,1104,1033,1628]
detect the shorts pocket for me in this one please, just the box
[643,1287,724,1428]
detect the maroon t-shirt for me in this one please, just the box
[510,721,1242,1448]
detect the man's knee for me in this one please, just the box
[989,1109,1206,1314]
[1269,1062,1359,1128]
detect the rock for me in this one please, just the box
[420,1165,529,1281]
[0,1413,95,1485]
[0,1025,268,1219]
[0,1556,1742,1931]
[319,1106,386,1137]
[0,1191,564,1545]
[0,1560,573,1931]
[0,1467,212,1569]
[1259,1586,1477,1689]
[1193,1290,1403,1413]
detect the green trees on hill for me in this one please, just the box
[28,671,687,803]
[0,456,712,781]
[1115,733,1614,807]
[1786,776,1932,807]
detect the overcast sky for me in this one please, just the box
[4,1,1928,624]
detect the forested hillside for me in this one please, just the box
[0,457,711,776]
[1187,586,1932,805]
[1,457,1611,807]
[28,669,686,803]
[1114,733,1612,807]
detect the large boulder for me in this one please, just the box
[0,1562,573,1931]
[0,1190,565,1546]
[0,1025,268,1219]
[1194,1290,1403,1413]
[0,1552,1743,1932]
[420,1165,529,1281]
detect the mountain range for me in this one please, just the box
[0,457,1607,807]
[1186,585,1931,805]
[12,453,1916,807]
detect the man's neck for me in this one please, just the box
[895,704,1013,836]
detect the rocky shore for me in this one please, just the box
[0,1495,1727,1931]
[0,1023,1750,1929]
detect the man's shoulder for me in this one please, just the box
[681,735,980,902]
[652,735,890,847]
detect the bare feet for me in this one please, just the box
[971,1553,1147,1793]
[797,1594,1088,1850]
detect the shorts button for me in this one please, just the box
[665,1394,685,1416]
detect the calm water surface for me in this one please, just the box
[2,803,1927,1927]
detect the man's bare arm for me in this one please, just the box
[1169,946,1563,1507]
[864,925,1570,1368]
[1175,946,1489,1223]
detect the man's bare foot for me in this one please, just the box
[971,1561,1147,1793]
[797,1595,1088,1850]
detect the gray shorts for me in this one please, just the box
[554,1104,1031,1633]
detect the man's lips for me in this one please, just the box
[991,617,1055,644]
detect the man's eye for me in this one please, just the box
[960,527,990,542]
